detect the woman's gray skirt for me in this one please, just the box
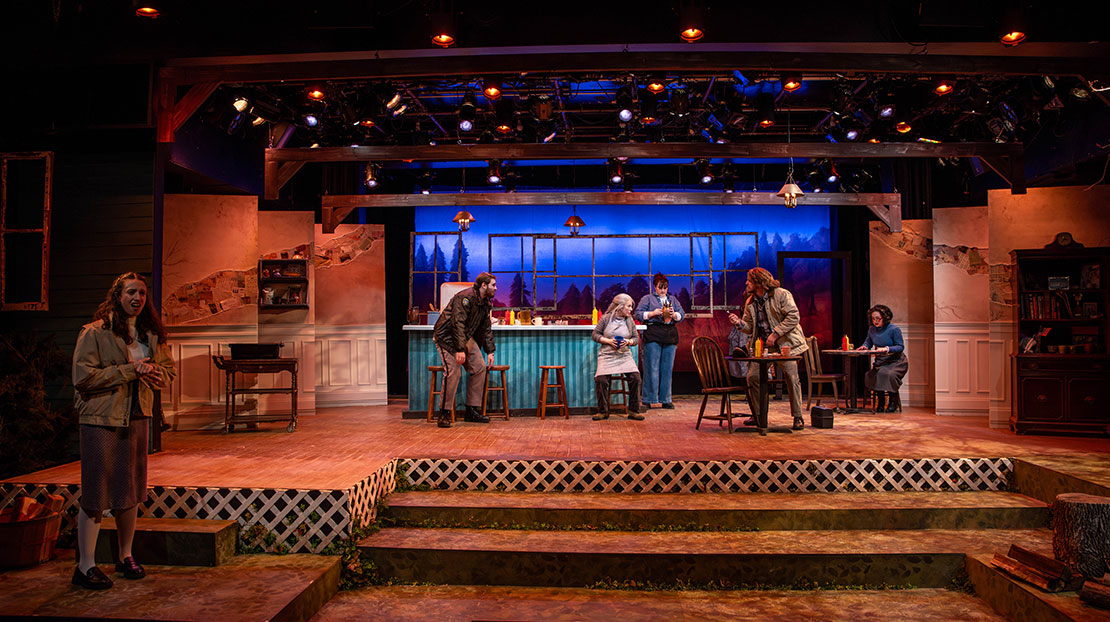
[865,353,908,392]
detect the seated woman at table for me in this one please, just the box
[592,293,644,420]
[856,304,908,412]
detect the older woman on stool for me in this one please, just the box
[857,304,908,412]
[592,293,643,420]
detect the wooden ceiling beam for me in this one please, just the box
[160,42,1108,84]
[320,191,902,233]
[267,142,1023,163]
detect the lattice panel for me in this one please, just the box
[348,461,397,528]
[400,457,1013,493]
[1,483,82,532]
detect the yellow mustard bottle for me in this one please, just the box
[591,307,599,324]
[754,337,763,358]
[509,309,516,325]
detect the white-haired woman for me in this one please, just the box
[591,293,643,420]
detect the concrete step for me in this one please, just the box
[966,553,1109,622]
[384,490,1049,531]
[94,517,238,566]
[358,526,1053,589]
[0,548,339,622]
[310,584,1009,622]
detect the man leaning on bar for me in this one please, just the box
[432,273,497,428]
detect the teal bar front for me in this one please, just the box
[405,325,641,416]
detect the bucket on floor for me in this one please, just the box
[810,405,834,429]
[0,509,62,568]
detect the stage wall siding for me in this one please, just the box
[987,185,1110,428]
[932,207,991,416]
[868,220,936,407]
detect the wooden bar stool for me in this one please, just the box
[608,374,630,415]
[482,364,511,420]
[426,365,456,423]
[537,365,569,419]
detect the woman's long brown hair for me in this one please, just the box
[92,272,168,345]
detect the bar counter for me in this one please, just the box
[404,324,642,417]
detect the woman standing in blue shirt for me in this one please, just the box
[857,304,908,412]
[635,274,684,410]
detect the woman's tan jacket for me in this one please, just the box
[72,320,176,427]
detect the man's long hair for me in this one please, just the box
[473,272,494,290]
[747,267,780,291]
[92,272,167,345]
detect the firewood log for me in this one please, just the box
[1080,579,1110,609]
[1052,493,1110,579]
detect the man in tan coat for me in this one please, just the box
[730,267,809,431]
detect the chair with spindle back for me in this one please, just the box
[691,336,749,433]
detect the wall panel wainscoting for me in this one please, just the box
[900,322,935,409]
[934,322,992,416]
[314,324,388,406]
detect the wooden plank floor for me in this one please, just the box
[5,398,1110,491]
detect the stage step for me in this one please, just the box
[357,526,1052,589]
[310,584,1009,622]
[94,517,238,566]
[384,490,1049,531]
[966,553,1108,622]
[2,549,339,622]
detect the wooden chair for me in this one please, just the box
[802,336,844,409]
[691,336,749,433]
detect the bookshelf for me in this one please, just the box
[1011,234,1109,435]
[258,259,309,310]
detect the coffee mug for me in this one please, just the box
[781,344,791,357]
[533,317,543,325]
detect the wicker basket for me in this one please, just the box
[0,509,62,568]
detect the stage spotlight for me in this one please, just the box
[483,77,503,101]
[608,159,624,185]
[494,98,514,134]
[531,94,554,121]
[933,79,954,96]
[876,88,897,119]
[616,86,634,123]
[824,162,840,184]
[232,96,250,113]
[429,0,456,47]
[133,0,161,18]
[458,92,477,132]
[780,73,802,92]
[303,114,318,127]
[623,175,635,193]
[538,120,558,143]
[487,160,502,185]
[417,172,433,195]
[646,76,666,94]
[382,88,406,117]
[669,87,689,117]
[754,93,775,128]
[999,1,1027,46]
[845,128,860,141]
[639,88,660,125]
[695,158,713,184]
[364,163,380,190]
[895,121,912,133]
[306,86,326,101]
[678,0,705,42]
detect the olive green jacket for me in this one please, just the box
[72,320,176,427]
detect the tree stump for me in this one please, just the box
[1052,493,1110,578]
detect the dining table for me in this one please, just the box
[820,349,883,413]
[724,354,803,435]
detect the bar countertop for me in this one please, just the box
[404,324,646,331]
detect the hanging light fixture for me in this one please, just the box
[564,205,585,236]
[483,77,503,101]
[678,0,705,42]
[133,0,161,18]
[452,210,475,232]
[429,0,456,47]
[777,103,803,208]
[363,163,380,190]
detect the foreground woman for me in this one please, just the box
[635,274,684,409]
[592,294,643,420]
[71,273,175,589]
[857,304,908,412]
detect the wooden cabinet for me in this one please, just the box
[258,259,308,310]
[1011,237,1110,435]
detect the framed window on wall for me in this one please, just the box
[409,231,466,312]
[1,152,53,311]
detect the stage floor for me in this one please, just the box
[7,399,1110,491]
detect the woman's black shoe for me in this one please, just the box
[874,392,887,412]
[885,393,901,413]
[72,566,113,589]
[661,403,675,409]
[115,556,146,580]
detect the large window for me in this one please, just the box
[412,231,760,316]
[1,152,53,311]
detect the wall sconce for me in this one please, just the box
[564,206,585,236]
[452,210,475,232]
